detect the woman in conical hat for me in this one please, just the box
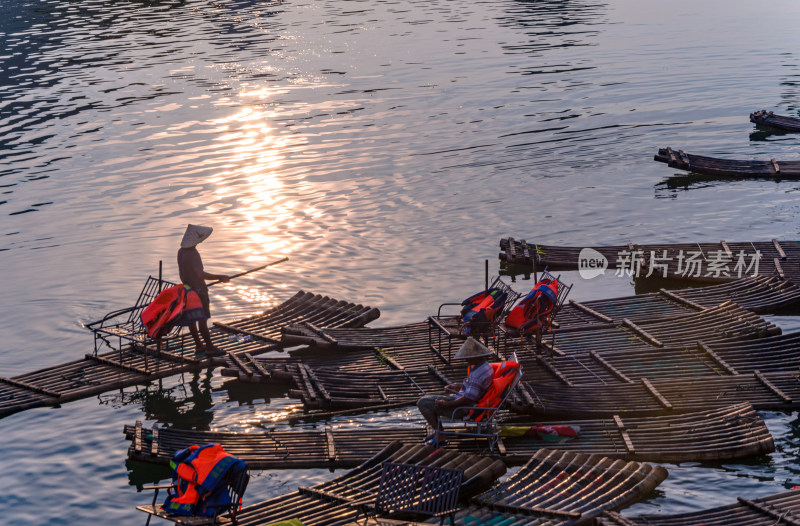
[416,337,494,445]
[177,224,231,356]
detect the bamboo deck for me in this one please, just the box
[222,442,508,526]
[655,146,800,179]
[223,298,796,413]
[125,403,772,468]
[599,488,800,525]
[751,109,800,132]
[518,369,800,417]
[499,237,800,285]
[0,291,378,419]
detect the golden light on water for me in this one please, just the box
[208,87,309,312]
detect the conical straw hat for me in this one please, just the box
[180,224,213,248]
[453,336,492,360]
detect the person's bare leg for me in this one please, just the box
[199,320,222,355]
[417,398,443,431]
[188,323,204,352]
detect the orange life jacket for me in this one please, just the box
[140,284,205,339]
[165,443,247,517]
[504,279,558,334]
[466,361,521,422]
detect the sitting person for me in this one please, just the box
[417,336,493,445]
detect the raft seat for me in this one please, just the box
[427,277,521,362]
[137,463,249,525]
[435,362,523,453]
[86,276,186,354]
[499,270,572,354]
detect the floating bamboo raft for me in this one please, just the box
[751,109,800,132]
[0,291,378,419]
[218,296,800,416]
[214,291,380,342]
[499,237,800,285]
[518,369,800,417]
[599,488,800,525]
[654,146,800,179]
[458,448,667,526]
[124,403,772,468]
[559,275,800,318]
[225,442,507,526]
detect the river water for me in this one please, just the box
[2,0,800,523]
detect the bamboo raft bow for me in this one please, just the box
[221,442,507,526]
[0,289,379,419]
[457,448,667,526]
[599,488,800,525]
[654,146,800,179]
[751,109,800,133]
[499,237,800,286]
[518,369,800,418]
[124,402,771,468]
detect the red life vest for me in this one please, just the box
[466,361,521,422]
[460,288,508,337]
[140,284,205,339]
[504,279,559,334]
[165,443,247,517]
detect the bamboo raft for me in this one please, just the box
[124,403,772,468]
[654,146,800,179]
[751,109,800,133]
[518,369,800,417]
[223,442,508,526]
[499,237,800,286]
[457,449,668,526]
[242,301,786,409]
[0,291,378,419]
[599,488,800,525]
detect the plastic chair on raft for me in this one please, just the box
[501,270,572,353]
[428,277,521,362]
[435,360,523,452]
[137,443,249,525]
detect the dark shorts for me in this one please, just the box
[197,288,211,318]
[180,286,210,324]
[417,394,455,419]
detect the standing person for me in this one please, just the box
[416,336,494,445]
[178,224,231,356]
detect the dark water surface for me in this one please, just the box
[3,0,800,523]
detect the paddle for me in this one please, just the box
[208,256,289,286]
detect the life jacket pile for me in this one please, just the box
[460,287,509,337]
[503,278,559,335]
[140,284,206,339]
[164,443,248,517]
[463,360,521,422]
